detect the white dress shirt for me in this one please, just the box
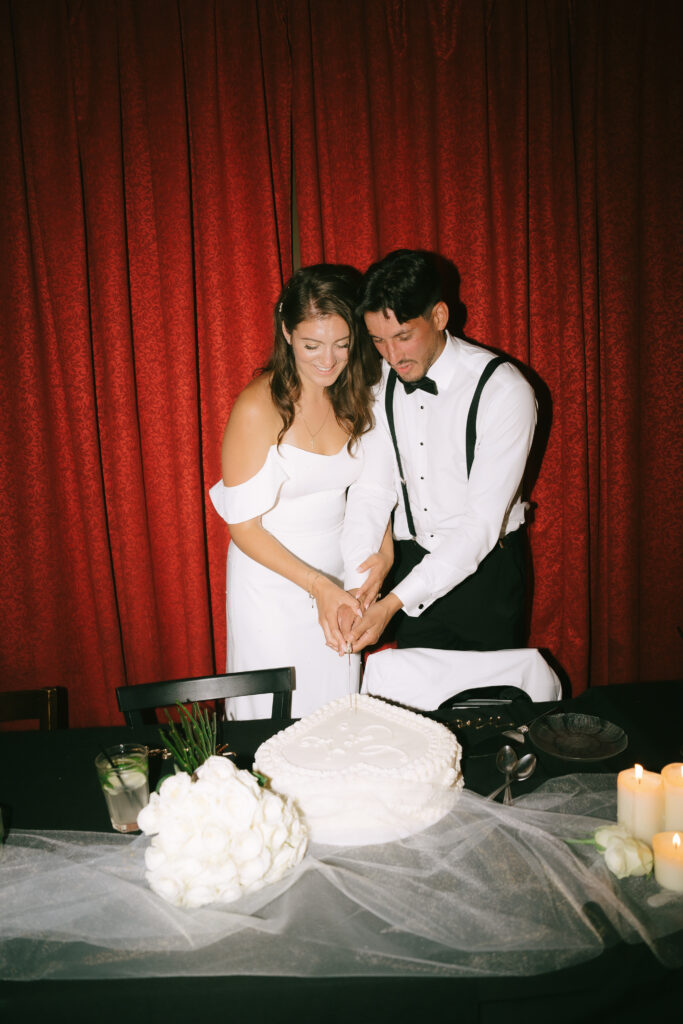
[342,333,537,617]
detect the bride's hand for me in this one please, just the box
[309,573,361,653]
[338,603,359,645]
[355,550,392,610]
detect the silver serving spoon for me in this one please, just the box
[486,752,537,802]
[495,745,518,806]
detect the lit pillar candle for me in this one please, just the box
[661,763,683,831]
[652,832,683,892]
[616,764,664,843]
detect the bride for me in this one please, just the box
[210,264,394,719]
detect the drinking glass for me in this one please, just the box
[95,743,149,832]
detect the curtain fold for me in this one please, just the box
[0,0,291,725]
[289,0,682,692]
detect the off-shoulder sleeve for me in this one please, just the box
[209,447,289,525]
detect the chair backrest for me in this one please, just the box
[0,686,68,730]
[116,668,295,727]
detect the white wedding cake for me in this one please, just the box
[253,694,463,846]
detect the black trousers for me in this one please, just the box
[391,529,527,652]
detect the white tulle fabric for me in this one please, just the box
[1,775,681,980]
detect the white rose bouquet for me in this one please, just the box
[568,822,653,880]
[138,755,308,908]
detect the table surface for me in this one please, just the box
[1,680,681,1022]
[2,680,681,832]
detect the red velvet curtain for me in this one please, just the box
[0,0,291,725]
[290,0,683,692]
[1,1,680,728]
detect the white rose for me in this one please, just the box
[290,822,307,851]
[146,869,187,906]
[258,821,287,849]
[170,855,205,882]
[155,814,196,855]
[183,786,216,823]
[593,823,632,850]
[144,842,167,872]
[198,862,238,890]
[239,849,273,889]
[137,793,161,835]
[184,883,218,908]
[158,772,193,803]
[268,845,297,881]
[237,771,265,801]
[260,790,281,817]
[196,822,231,862]
[195,755,238,785]
[209,863,243,903]
[216,878,243,903]
[260,789,290,824]
[181,828,210,861]
[603,836,653,878]
[231,828,265,865]
[217,781,261,832]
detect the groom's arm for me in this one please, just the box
[341,419,397,592]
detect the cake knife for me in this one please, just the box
[501,703,561,744]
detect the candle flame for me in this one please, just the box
[634,763,643,780]
[680,765,683,780]
[674,834,681,850]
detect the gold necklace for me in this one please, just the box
[298,402,331,448]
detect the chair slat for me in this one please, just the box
[116,668,294,727]
[0,687,68,730]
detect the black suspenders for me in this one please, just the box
[385,355,507,541]
[465,355,507,476]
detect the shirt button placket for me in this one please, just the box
[416,401,429,534]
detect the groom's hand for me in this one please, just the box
[348,593,402,652]
[337,603,358,647]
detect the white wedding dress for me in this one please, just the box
[210,441,390,719]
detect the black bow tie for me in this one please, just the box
[402,375,438,396]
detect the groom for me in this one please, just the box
[342,249,537,653]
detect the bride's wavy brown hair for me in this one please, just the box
[264,264,381,449]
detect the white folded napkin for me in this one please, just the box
[362,647,562,709]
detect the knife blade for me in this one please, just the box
[502,703,561,743]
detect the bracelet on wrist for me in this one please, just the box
[307,572,322,600]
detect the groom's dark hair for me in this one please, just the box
[357,249,443,324]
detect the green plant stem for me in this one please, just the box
[160,702,218,774]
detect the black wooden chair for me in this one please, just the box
[116,667,295,727]
[0,686,69,730]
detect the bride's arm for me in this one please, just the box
[228,517,360,651]
[221,380,361,652]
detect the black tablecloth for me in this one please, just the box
[1,681,681,1022]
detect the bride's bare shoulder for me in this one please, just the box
[221,374,281,486]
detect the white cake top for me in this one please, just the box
[255,694,458,779]
[254,695,462,845]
